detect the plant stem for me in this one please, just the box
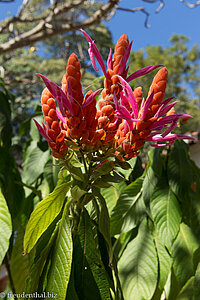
[79,148,88,174]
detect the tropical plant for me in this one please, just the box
[0,30,200,300]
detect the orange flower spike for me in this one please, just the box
[148,67,168,105]
[62,53,84,105]
[112,33,129,75]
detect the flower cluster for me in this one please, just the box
[35,30,193,161]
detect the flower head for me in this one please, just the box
[35,32,194,162]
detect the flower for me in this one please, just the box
[35,31,194,162]
[113,67,194,160]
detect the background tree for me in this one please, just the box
[129,34,200,132]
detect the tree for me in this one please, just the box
[1,0,200,54]
[129,34,200,132]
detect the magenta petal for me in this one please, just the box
[158,101,179,117]
[88,47,98,71]
[150,141,175,147]
[119,41,133,74]
[160,96,176,107]
[83,89,102,108]
[91,43,107,77]
[126,64,163,83]
[107,48,113,69]
[114,75,138,118]
[147,133,195,142]
[81,29,108,77]
[33,119,52,142]
[56,109,66,124]
[37,74,74,116]
[120,91,130,109]
[119,106,132,120]
[149,114,192,130]
[80,29,93,43]
[141,90,154,120]
[161,120,178,137]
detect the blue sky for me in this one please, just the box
[105,0,200,51]
[0,0,200,52]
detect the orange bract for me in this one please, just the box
[41,88,68,158]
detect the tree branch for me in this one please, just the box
[0,0,119,54]
[117,7,150,28]
[179,0,200,8]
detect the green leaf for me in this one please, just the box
[25,219,59,292]
[24,181,71,254]
[0,147,25,219]
[46,203,73,300]
[151,186,181,249]
[172,223,199,287]
[110,177,144,236]
[168,140,193,199]
[11,226,32,293]
[176,277,194,300]
[0,90,12,148]
[194,262,200,300]
[154,230,172,289]
[77,210,111,300]
[142,148,163,207]
[100,184,120,215]
[0,189,12,265]
[22,141,50,185]
[115,157,137,180]
[92,188,112,260]
[118,219,158,300]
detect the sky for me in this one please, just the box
[0,0,200,52]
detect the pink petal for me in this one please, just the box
[150,141,175,147]
[126,65,163,83]
[33,119,52,142]
[119,41,133,74]
[83,89,102,108]
[158,101,179,117]
[161,120,178,137]
[149,114,192,130]
[56,109,67,124]
[114,75,138,118]
[37,74,74,116]
[141,90,154,120]
[80,28,93,43]
[107,48,113,69]
[81,29,107,78]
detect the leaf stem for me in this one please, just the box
[79,148,88,174]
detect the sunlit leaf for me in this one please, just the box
[0,189,12,265]
[110,177,144,236]
[24,181,71,254]
[151,185,181,249]
[154,229,172,289]
[176,277,194,300]
[172,223,199,287]
[11,226,31,293]
[118,219,158,300]
[46,203,73,300]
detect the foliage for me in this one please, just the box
[0,77,200,299]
